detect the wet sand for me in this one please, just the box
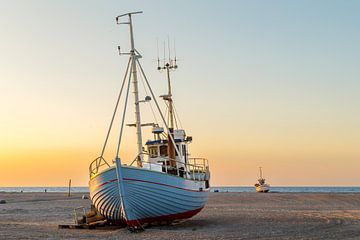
[1,192,360,239]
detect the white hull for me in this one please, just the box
[256,184,270,193]
[89,165,209,225]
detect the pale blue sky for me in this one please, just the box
[1,1,359,186]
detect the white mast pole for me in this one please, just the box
[116,12,143,167]
[128,13,143,166]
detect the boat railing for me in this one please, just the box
[90,153,209,181]
[89,156,111,178]
[130,153,209,181]
[187,157,210,181]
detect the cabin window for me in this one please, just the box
[160,145,167,156]
[148,146,158,157]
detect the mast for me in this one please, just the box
[129,14,143,165]
[158,45,178,167]
[166,64,175,130]
[259,167,263,179]
[165,63,176,166]
[116,12,144,166]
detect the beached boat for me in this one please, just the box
[254,167,270,193]
[88,12,210,229]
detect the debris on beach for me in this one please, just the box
[58,205,123,230]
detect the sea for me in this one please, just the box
[1,186,360,193]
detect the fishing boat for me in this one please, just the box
[88,12,210,229]
[254,167,270,193]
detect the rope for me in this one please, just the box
[116,60,133,158]
[100,58,131,159]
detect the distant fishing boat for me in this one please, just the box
[88,12,210,230]
[254,167,270,193]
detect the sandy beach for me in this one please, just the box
[0,192,360,239]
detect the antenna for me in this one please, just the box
[157,38,161,70]
[157,36,179,71]
[167,35,171,64]
[155,36,181,163]
[173,38,177,68]
[173,38,176,57]
[157,36,179,131]
[163,41,166,67]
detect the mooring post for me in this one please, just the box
[68,179,71,197]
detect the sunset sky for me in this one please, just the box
[1,1,359,187]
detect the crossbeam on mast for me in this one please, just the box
[116,11,143,23]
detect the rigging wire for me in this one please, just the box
[173,106,179,129]
[138,64,159,125]
[116,61,133,158]
[167,104,170,127]
[100,58,131,159]
[173,104,183,129]
[163,101,169,127]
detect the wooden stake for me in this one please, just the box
[68,179,71,197]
